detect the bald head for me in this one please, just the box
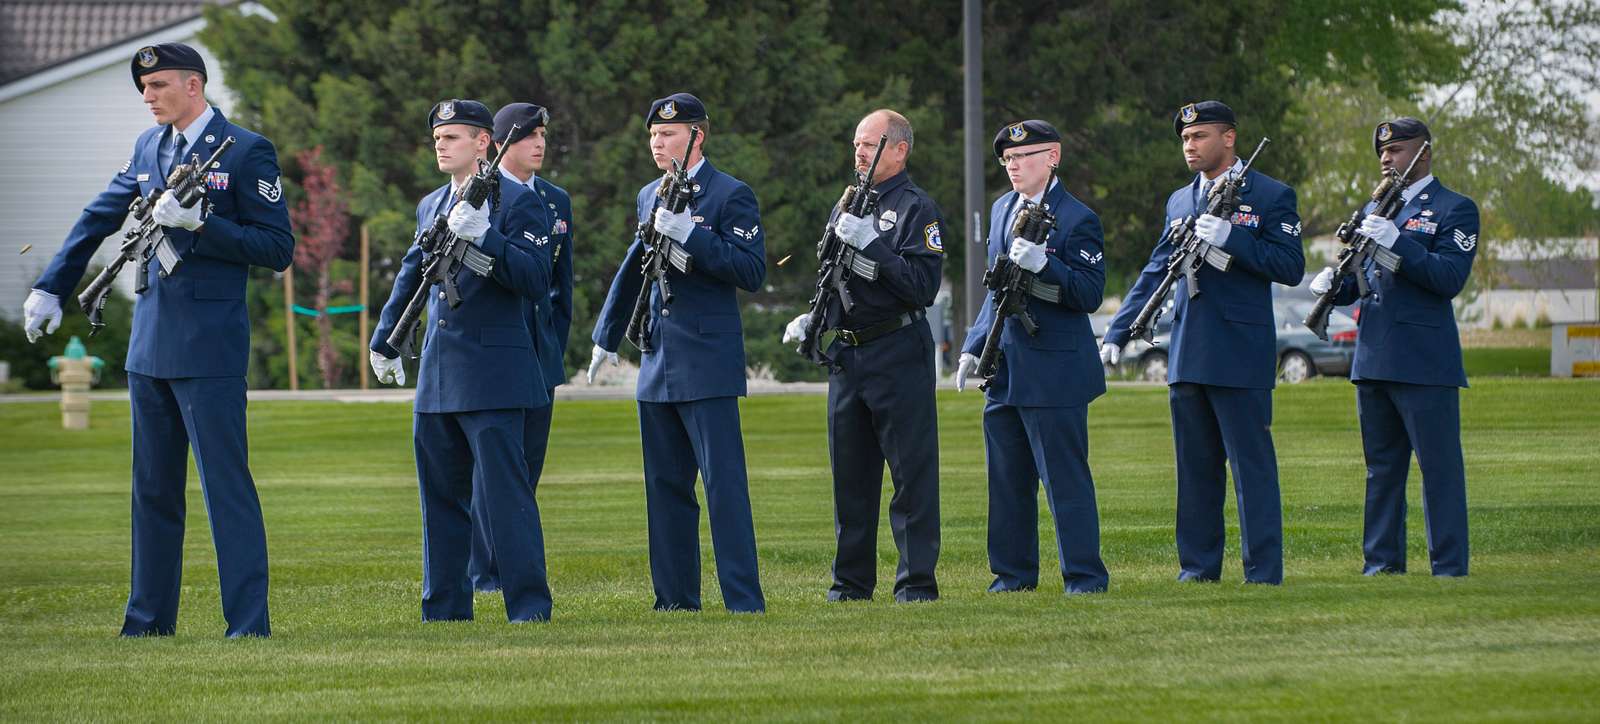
[853,109,912,183]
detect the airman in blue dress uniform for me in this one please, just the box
[369,99,555,622]
[781,109,945,603]
[588,93,767,613]
[23,43,294,637]
[957,120,1110,594]
[466,101,573,593]
[1309,118,1477,577]
[1102,101,1305,585]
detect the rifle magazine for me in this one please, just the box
[1374,245,1401,272]
[667,243,693,274]
[1203,245,1232,272]
[460,244,495,277]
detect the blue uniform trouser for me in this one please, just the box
[638,397,765,613]
[124,373,269,637]
[984,402,1108,594]
[825,325,941,602]
[1169,382,1283,584]
[414,409,550,622]
[469,392,554,591]
[1357,381,1469,576]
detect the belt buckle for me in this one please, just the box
[839,329,859,345]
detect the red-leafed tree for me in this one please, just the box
[289,146,351,389]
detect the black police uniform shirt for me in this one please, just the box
[822,169,945,330]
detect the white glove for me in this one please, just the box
[1099,343,1122,366]
[1194,213,1231,248]
[152,190,204,231]
[21,289,62,344]
[586,344,620,384]
[782,313,810,344]
[833,212,877,251]
[1008,237,1047,273]
[1359,214,1399,249]
[954,353,978,392]
[370,350,406,386]
[653,207,694,243]
[1309,266,1336,296]
[447,198,492,242]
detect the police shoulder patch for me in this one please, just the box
[923,221,943,252]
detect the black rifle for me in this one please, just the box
[1127,137,1269,343]
[624,126,699,353]
[1302,141,1428,340]
[78,136,237,336]
[976,199,1057,389]
[385,124,518,357]
[796,133,888,369]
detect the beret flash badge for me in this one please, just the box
[437,101,456,120]
[1008,124,1027,143]
[1180,103,1198,123]
[1377,123,1393,142]
[658,101,678,120]
[137,47,158,68]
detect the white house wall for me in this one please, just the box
[0,33,232,319]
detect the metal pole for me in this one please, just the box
[359,224,370,390]
[962,0,984,334]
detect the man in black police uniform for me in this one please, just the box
[1310,118,1478,576]
[21,43,294,637]
[782,109,945,602]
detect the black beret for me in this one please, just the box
[428,99,494,131]
[1173,100,1236,135]
[131,43,207,91]
[647,92,708,126]
[993,120,1061,158]
[1373,117,1431,155]
[494,103,550,145]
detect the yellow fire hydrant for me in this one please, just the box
[47,336,105,430]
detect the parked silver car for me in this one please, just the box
[1094,279,1357,383]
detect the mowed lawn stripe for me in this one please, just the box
[0,378,1596,719]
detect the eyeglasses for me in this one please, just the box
[997,149,1050,166]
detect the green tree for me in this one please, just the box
[199,0,1546,387]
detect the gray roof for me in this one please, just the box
[0,1,220,84]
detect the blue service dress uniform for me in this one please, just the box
[1104,163,1305,584]
[592,159,767,613]
[816,169,944,602]
[1328,176,1477,576]
[371,179,554,622]
[33,108,294,637]
[468,171,572,592]
[961,178,1110,594]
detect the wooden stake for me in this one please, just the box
[284,266,299,391]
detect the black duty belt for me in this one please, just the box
[835,309,925,346]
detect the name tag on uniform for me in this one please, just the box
[1404,218,1439,235]
[137,173,151,182]
[1230,211,1261,228]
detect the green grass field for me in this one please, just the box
[2,379,1597,720]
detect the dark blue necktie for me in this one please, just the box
[165,133,187,177]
